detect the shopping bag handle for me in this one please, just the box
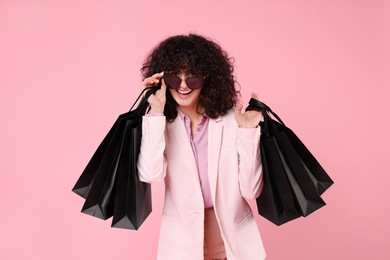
[119,85,160,122]
[129,86,159,112]
[246,98,285,126]
[245,98,287,135]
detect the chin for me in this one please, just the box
[170,91,200,108]
[176,100,194,108]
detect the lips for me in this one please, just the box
[176,89,193,95]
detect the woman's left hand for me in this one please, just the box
[234,92,264,128]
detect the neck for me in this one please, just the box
[178,104,204,122]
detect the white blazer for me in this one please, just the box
[137,108,266,260]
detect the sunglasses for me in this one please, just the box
[163,75,205,90]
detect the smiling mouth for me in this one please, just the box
[176,89,193,95]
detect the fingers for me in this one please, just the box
[154,77,167,98]
[141,71,164,90]
[147,74,166,106]
[251,92,260,100]
[152,71,164,79]
[160,77,167,91]
[234,102,243,116]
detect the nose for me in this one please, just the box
[178,76,189,89]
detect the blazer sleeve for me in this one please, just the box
[236,126,264,200]
[137,115,167,183]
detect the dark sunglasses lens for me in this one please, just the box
[164,76,181,89]
[186,77,203,89]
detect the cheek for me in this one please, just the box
[193,89,202,99]
[168,89,179,100]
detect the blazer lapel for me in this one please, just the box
[208,116,223,205]
[166,115,198,176]
[167,113,223,206]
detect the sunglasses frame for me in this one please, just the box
[163,74,205,90]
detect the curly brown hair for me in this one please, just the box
[140,34,240,121]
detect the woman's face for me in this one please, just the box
[167,71,203,111]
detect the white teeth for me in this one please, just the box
[177,89,192,94]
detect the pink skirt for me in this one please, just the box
[204,207,227,260]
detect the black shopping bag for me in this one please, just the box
[72,86,158,228]
[245,98,334,225]
[110,113,152,230]
[259,137,302,225]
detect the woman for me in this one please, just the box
[137,34,266,260]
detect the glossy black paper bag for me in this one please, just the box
[111,120,152,230]
[258,135,302,225]
[72,86,157,227]
[245,98,334,225]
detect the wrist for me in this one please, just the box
[149,107,164,114]
[239,125,258,128]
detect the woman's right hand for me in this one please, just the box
[141,71,166,113]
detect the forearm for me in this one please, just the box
[137,115,167,183]
[237,126,264,199]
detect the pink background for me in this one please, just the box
[1,0,389,259]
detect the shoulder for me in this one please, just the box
[206,108,237,126]
[208,108,238,130]
[221,108,237,124]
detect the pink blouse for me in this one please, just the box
[177,109,213,208]
[146,110,213,208]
